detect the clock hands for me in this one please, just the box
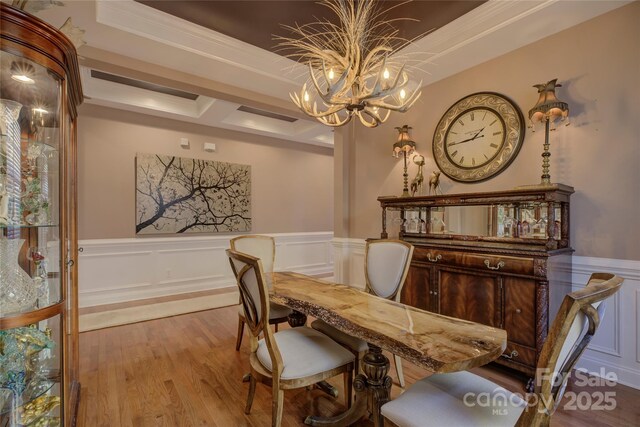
[449,127,485,146]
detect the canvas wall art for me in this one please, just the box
[135,153,251,234]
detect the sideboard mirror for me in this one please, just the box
[378,185,573,250]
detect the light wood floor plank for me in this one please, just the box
[77,305,640,426]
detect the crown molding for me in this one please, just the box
[408,0,557,63]
[406,0,632,84]
[95,0,304,88]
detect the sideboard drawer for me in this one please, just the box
[413,247,534,276]
[456,253,535,276]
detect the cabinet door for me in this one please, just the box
[438,269,501,327]
[503,277,537,348]
[401,264,433,311]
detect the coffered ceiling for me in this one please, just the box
[33,0,631,147]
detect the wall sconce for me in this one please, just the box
[392,125,416,197]
[528,79,569,186]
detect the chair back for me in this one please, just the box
[518,272,623,425]
[227,248,284,377]
[364,239,414,300]
[230,235,276,274]
[227,249,270,338]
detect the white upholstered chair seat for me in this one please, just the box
[256,327,355,380]
[382,372,526,427]
[381,371,526,427]
[238,302,292,319]
[310,319,369,352]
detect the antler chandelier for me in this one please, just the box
[277,0,422,128]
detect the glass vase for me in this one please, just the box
[0,238,37,316]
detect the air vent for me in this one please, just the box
[237,105,298,123]
[90,70,199,100]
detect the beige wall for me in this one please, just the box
[339,2,640,260]
[77,104,333,239]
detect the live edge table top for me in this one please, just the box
[270,271,507,374]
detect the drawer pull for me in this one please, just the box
[501,350,519,359]
[427,253,442,263]
[484,260,505,270]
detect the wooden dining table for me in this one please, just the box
[269,271,507,427]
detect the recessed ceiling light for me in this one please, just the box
[10,61,35,84]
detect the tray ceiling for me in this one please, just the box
[135,0,486,55]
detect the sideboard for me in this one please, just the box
[378,184,574,389]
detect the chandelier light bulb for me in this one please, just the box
[328,68,335,80]
[400,89,406,100]
[304,91,310,102]
[383,68,390,80]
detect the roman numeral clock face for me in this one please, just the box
[445,109,505,168]
[433,93,525,182]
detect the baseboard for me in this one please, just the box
[578,354,640,390]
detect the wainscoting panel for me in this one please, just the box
[332,238,366,289]
[276,237,333,275]
[333,238,640,389]
[571,257,640,389]
[78,232,333,308]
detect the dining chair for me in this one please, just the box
[311,239,414,387]
[226,249,355,427]
[230,235,292,351]
[380,272,624,427]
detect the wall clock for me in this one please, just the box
[432,92,525,182]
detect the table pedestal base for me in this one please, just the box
[304,344,391,427]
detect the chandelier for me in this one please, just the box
[277,0,422,128]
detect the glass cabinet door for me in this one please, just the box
[1,50,63,315]
[1,49,65,425]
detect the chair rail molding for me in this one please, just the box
[334,238,640,390]
[78,232,333,308]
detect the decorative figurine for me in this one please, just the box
[410,154,425,196]
[429,171,442,195]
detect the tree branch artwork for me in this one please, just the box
[135,153,251,234]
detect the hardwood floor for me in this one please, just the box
[77,305,640,426]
